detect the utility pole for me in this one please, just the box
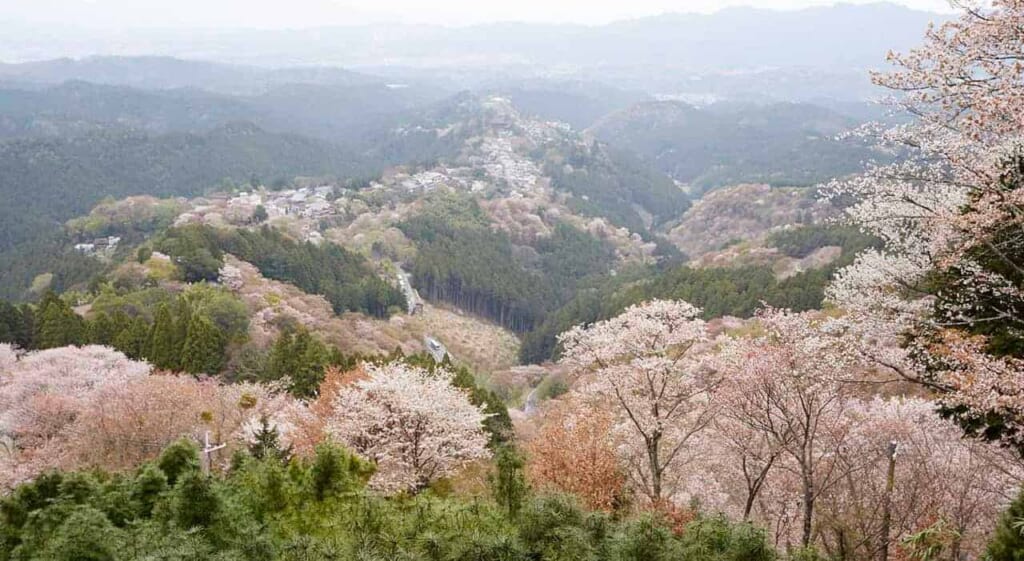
[201,430,226,475]
[879,440,898,561]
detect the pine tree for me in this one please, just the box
[248,415,293,462]
[264,328,332,397]
[987,487,1024,561]
[181,315,226,375]
[148,303,180,370]
[172,472,221,529]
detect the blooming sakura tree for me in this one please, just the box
[825,0,1024,452]
[0,345,151,488]
[713,309,862,547]
[558,299,718,505]
[0,344,311,489]
[326,362,490,493]
[817,397,1022,561]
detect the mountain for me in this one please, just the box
[0,81,253,137]
[588,100,886,192]
[0,122,364,253]
[0,55,382,95]
[0,76,451,146]
[0,4,949,101]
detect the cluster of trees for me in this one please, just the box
[0,123,370,299]
[819,0,1024,454]
[0,287,248,375]
[530,300,1021,559]
[589,101,884,193]
[218,226,405,318]
[543,141,690,235]
[155,225,404,318]
[0,438,776,561]
[520,223,882,363]
[0,342,506,492]
[401,194,616,332]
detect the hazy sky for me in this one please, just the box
[1,0,957,28]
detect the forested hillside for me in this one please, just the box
[0,124,370,298]
[589,101,884,192]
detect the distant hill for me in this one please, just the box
[0,4,949,101]
[588,100,886,192]
[0,122,364,253]
[0,56,382,95]
[0,78,451,145]
[0,81,253,137]
[492,80,652,130]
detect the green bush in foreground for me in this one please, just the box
[0,441,776,561]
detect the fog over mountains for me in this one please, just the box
[1,3,947,101]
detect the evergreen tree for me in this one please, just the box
[157,438,200,486]
[148,303,181,370]
[180,315,226,375]
[39,506,121,561]
[131,464,168,518]
[171,472,220,529]
[490,446,529,518]
[987,488,1024,561]
[34,292,86,349]
[0,301,31,348]
[86,313,118,346]
[113,316,151,361]
[264,328,332,398]
[248,416,293,462]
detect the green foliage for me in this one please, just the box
[113,316,151,360]
[401,194,548,331]
[590,101,882,192]
[766,224,881,259]
[401,194,623,334]
[33,291,86,349]
[261,328,346,398]
[148,303,182,370]
[987,487,1024,561]
[156,224,224,283]
[490,446,529,519]
[157,438,201,486]
[310,443,374,502]
[0,438,777,561]
[0,300,34,348]
[247,416,293,462]
[544,142,690,233]
[180,314,227,375]
[520,223,880,363]
[171,472,222,529]
[217,225,404,318]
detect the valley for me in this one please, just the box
[2,3,1024,560]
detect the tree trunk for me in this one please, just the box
[802,472,814,547]
[648,436,662,503]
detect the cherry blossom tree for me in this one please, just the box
[0,345,313,488]
[325,362,490,493]
[0,345,151,488]
[558,299,719,505]
[713,309,863,547]
[825,0,1024,452]
[817,397,1022,561]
